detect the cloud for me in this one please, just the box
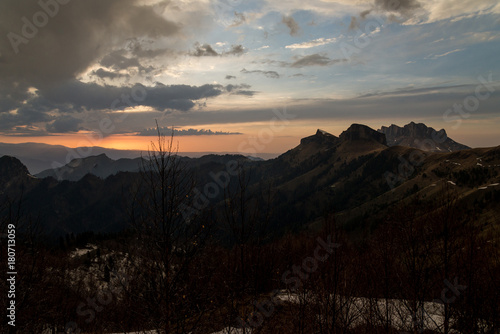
[0,79,257,133]
[0,0,186,132]
[291,54,347,68]
[225,75,237,80]
[0,0,179,86]
[137,127,242,136]
[241,68,280,79]
[191,43,219,57]
[421,0,500,24]
[19,81,227,114]
[425,48,464,59]
[253,53,347,68]
[225,83,257,96]
[225,45,246,56]
[147,84,500,128]
[374,0,421,16]
[100,50,143,70]
[91,68,130,80]
[46,115,84,133]
[360,9,372,19]
[190,43,246,57]
[286,37,337,49]
[229,11,247,27]
[0,105,53,131]
[282,16,300,36]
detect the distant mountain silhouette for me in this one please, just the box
[0,142,278,174]
[378,121,469,152]
[36,154,145,181]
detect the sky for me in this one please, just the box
[0,0,499,156]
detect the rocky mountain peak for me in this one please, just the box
[0,156,29,180]
[378,122,469,152]
[340,124,387,145]
[300,129,338,146]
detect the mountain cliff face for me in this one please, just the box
[340,124,387,145]
[378,122,469,152]
[0,156,29,181]
[0,156,38,196]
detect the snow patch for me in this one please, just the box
[70,244,97,258]
[210,328,252,334]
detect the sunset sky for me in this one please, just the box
[1,0,499,156]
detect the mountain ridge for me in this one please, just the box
[378,121,470,152]
[1,122,498,237]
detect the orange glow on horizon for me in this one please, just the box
[0,133,300,155]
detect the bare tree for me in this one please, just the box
[126,123,211,333]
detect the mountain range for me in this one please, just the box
[378,121,470,152]
[0,142,274,175]
[1,122,498,238]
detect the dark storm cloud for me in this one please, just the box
[241,68,280,79]
[0,0,179,86]
[0,105,53,131]
[0,0,181,131]
[291,54,347,68]
[38,81,226,112]
[190,43,246,57]
[0,81,231,133]
[282,16,300,36]
[46,115,84,133]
